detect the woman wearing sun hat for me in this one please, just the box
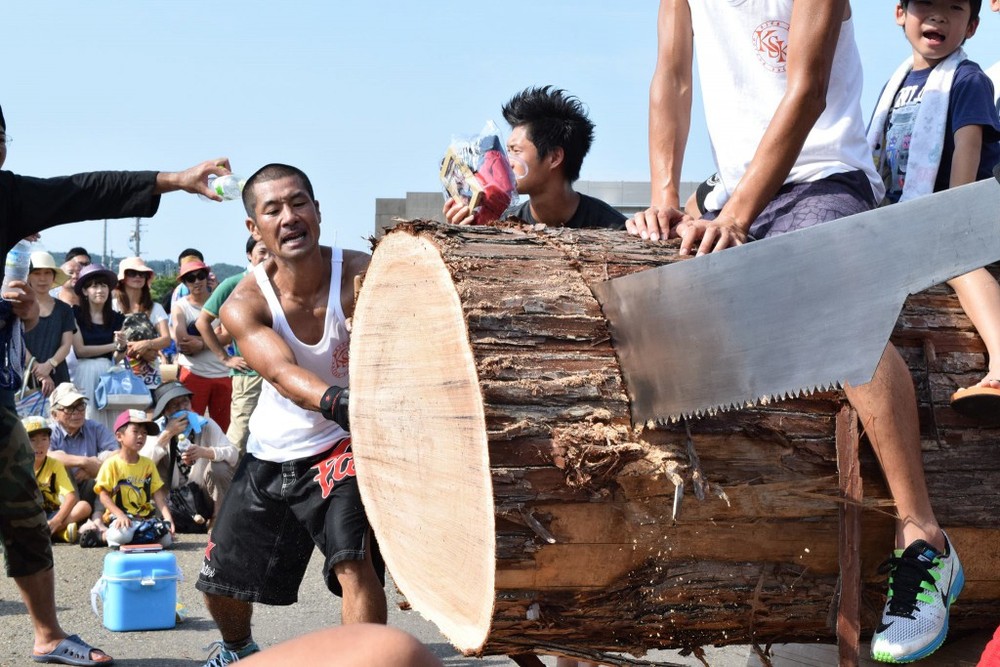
[113,257,171,390]
[171,259,231,432]
[24,251,76,393]
[71,264,127,432]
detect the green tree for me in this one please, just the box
[150,274,177,304]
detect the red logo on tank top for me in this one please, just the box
[311,438,356,499]
[752,20,789,73]
[331,340,349,380]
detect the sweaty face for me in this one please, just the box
[897,0,977,69]
[506,125,543,196]
[247,175,321,259]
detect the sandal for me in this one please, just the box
[32,634,113,665]
[950,384,1000,422]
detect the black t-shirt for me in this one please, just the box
[24,300,77,384]
[504,193,626,230]
[73,307,126,360]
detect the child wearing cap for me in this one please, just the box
[25,416,91,543]
[93,410,175,548]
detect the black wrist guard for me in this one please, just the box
[320,386,350,432]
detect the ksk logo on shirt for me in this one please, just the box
[752,20,790,73]
[330,340,349,380]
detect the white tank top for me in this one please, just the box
[688,0,884,211]
[247,248,350,462]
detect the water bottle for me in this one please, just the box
[1,239,32,298]
[176,433,190,453]
[199,174,245,202]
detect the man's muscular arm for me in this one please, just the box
[688,0,850,255]
[221,280,330,412]
[627,0,694,243]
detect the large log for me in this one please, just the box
[349,221,1000,663]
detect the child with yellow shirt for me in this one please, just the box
[94,410,174,548]
[24,416,91,543]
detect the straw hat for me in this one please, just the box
[29,251,69,286]
[118,257,155,284]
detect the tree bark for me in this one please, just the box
[349,221,1000,663]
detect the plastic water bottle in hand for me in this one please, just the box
[1,239,32,299]
[199,174,245,202]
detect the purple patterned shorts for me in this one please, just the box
[704,170,877,240]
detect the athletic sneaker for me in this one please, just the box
[59,523,78,543]
[202,640,261,666]
[871,534,964,663]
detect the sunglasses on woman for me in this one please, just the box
[182,270,209,283]
[123,269,148,279]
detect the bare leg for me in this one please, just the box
[241,625,442,667]
[844,344,944,551]
[69,500,92,524]
[333,543,387,624]
[949,269,1000,387]
[17,567,111,662]
[204,592,254,643]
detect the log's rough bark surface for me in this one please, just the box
[349,221,1000,663]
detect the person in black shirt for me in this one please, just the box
[444,86,625,230]
[0,102,231,666]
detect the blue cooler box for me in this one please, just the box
[93,550,180,631]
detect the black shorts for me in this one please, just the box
[195,438,384,605]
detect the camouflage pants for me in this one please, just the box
[0,404,53,577]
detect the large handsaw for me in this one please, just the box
[592,175,1000,425]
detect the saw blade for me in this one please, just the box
[592,178,1000,424]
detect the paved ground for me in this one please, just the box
[0,537,749,667]
[0,537,989,666]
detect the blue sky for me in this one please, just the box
[5,2,1000,267]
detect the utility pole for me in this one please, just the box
[102,220,108,266]
[131,217,142,257]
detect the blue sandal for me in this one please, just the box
[32,634,113,665]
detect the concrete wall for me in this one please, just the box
[374,180,703,238]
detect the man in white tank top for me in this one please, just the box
[194,164,385,666]
[628,3,960,663]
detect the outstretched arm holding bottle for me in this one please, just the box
[0,101,238,666]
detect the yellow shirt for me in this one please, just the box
[95,455,164,522]
[34,456,75,513]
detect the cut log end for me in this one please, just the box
[350,231,495,652]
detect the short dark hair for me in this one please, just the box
[501,86,595,183]
[178,248,203,264]
[243,164,315,218]
[900,0,981,21]
[65,247,90,262]
[245,235,258,255]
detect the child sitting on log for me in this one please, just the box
[868,0,1000,419]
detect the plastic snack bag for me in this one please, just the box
[440,121,519,225]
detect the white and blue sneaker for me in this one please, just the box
[203,640,261,667]
[871,533,964,663]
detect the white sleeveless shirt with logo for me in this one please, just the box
[688,0,884,211]
[246,248,351,463]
